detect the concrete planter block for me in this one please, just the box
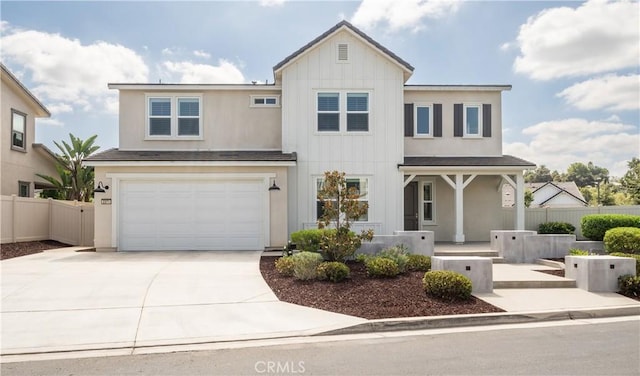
[491,230,537,263]
[523,234,577,263]
[431,256,493,293]
[393,231,434,256]
[565,256,636,292]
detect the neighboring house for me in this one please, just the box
[1,63,58,198]
[503,181,588,208]
[85,21,535,252]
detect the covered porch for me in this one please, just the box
[399,156,535,243]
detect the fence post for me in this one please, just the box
[11,194,17,243]
[48,198,53,240]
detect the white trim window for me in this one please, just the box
[250,95,280,107]
[421,180,435,224]
[147,95,202,138]
[464,104,482,137]
[414,104,432,137]
[317,91,370,133]
[11,109,27,151]
[18,181,30,197]
[315,176,369,221]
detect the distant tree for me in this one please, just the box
[524,189,534,208]
[565,162,609,188]
[620,158,640,204]
[524,165,552,183]
[37,134,99,202]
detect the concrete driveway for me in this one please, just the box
[1,249,365,355]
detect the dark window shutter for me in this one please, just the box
[483,104,492,137]
[433,104,442,137]
[454,103,463,137]
[404,103,414,137]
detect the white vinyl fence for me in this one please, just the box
[1,195,94,246]
[502,205,640,240]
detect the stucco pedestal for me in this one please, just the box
[565,255,636,292]
[431,256,493,293]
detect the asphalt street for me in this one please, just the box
[2,317,639,376]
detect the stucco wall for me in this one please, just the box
[403,90,503,157]
[93,165,289,251]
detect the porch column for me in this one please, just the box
[515,173,525,230]
[454,174,465,243]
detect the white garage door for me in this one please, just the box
[119,180,265,251]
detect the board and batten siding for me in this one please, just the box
[281,29,405,235]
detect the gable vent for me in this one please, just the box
[337,43,349,61]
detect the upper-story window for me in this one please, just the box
[147,95,202,139]
[414,104,432,137]
[250,95,280,107]
[317,91,370,133]
[464,104,481,137]
[11,109,27,151]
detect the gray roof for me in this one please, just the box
[85,149,297,162]
[273,20,414,73]
[401,155,536,167]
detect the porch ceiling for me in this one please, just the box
[399,155,535,173]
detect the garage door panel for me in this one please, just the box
[120,179,265,251]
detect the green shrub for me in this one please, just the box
[406,254,431,272]
[610,252,640,275]
[291,251,324,281]
[377,245,410,273]
[581,214,640,241]
[568,248,590,256]
[320,227,371,263]
[422,270,472,301]
[365,256,400,278]
[316,262,350,283]
[274,256,295,277]
[354,253,370,263]
[538,221,576,234]
[290,229,335,253]
[618,275,640,298]
[604,227,640,254]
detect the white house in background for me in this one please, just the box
[503,181,588,208]
[1,63,58,198]
[85,21,535,252]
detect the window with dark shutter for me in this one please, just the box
[404,103,414,137]
[453,103,463,137]
[482,104,492,137]
[434,104,442,137]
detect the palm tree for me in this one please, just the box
[37,134,99,202]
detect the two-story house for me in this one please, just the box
[86,21,534,252]
[1,63,58,198]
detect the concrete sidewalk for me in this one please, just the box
[1,249,365,356]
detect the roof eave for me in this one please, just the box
[1,63,51,117]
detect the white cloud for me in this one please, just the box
[37,118,64,127]
[557,74,640,111]
[351,0,460,32]
[259,0,285,7]
[161,60,245,84]
[47,103,74,114]
[1,26,148,115]
[504,118,639,177]
[193,50,211,59]
[513,0,639,80]
[161,47,175,56]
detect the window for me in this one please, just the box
[250,95,280,107]
[18,181,30,197]
[316,177,369,221]
[464,104,481,137]
[422,181,434,223]
[414,104,432,136]
[147,95,201,138]
[317,91,370,133]
[11,109,26,151]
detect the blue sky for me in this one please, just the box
[1,0,638,177]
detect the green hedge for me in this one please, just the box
[316,262,350,283]
[580,214,640,241]
[422,270,472,301]
[290,229,335,253]
[604,227,640,254]
[538,221,575,235]
[618,275,640,298]
[365,256,400,278]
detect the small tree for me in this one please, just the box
[317,171,373,262]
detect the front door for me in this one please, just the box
[404,182,418,230]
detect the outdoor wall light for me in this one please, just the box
[94,181,109,193]
[268,179,280,191]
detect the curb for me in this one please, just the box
[316,305,640,336]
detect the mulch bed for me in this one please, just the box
[0,240,70,260]
[260,257,504,320]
